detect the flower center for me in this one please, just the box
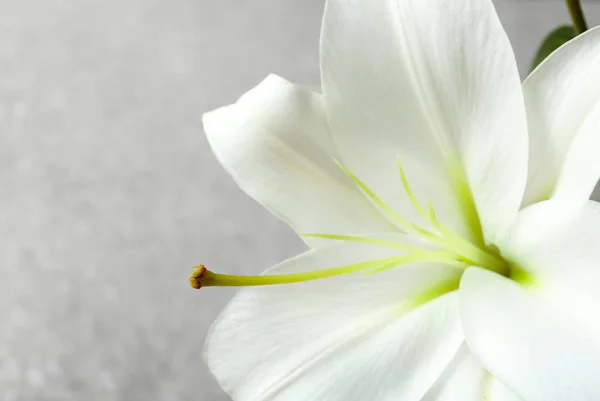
[190,158,510,289]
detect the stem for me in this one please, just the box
[566,0,588,35]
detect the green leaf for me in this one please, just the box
[530,25,577,72]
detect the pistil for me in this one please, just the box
[189,159,510,290]
[190,252,464,289]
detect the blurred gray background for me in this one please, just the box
[1,0,599,400]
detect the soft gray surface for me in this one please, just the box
[1,1,599,400]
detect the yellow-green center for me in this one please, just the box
[190,157,532,291]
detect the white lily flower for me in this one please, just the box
[199,0,600,400]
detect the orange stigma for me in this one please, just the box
[189,265,207,289]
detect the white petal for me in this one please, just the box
[423,345,521,401]
[553,100,600,201]
[497,200,600,332]
[206,237,464,401]
[321,0,528,242]
[460,267,600,401]
[203,75,397,247]
[522,26,600,205]
[463,201,600,400]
